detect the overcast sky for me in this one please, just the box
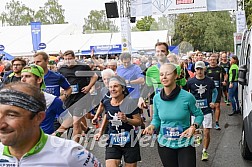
[0,0,110,27]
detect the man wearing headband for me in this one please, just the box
[0,82,102,166]
[21,64,70,135]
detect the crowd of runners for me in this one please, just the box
[0,42,239,167]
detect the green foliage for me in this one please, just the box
[244,0,252,28]
[0,0,65,26]
[0,0,34,26]
[34,0,65,24]
[83,10,119,33]
[136,16,158,31]
[172,11,235,52]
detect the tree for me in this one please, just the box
[34,0,65,24]
[136,16,158,31]
[0,0,65,26]
[172,11,235,52]
[0,0,35,26]
[244,0,252,28]
[83,10,119,33]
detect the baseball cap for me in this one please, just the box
[195,61,206,69]
[21,64,46,89]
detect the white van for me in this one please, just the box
[238,29,252,160]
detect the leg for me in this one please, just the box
[106,159,121,167]
[215,103,221,122]
[178,146,196,167]
[157,144,178,167]
[72,116,82,143]
[203,128,211,150]
[228,86,236,111]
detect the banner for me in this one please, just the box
[236,10,247,33]
[207,0,237,11]
[121,17,132,53]
[131,0,207,17]
[131,0,237,17]
[90,44,122,54]
[30,22,41,52]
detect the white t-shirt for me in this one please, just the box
[0,133,102,167]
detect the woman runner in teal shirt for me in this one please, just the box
[143,63,203,167]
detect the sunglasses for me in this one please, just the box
[29,64,43,78]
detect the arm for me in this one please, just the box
[188,96,204,126]
[231,69,236,83]
[92,102,104,124]
[211,88,218,103]
[59,87,72,102]
[81,73,98,94]
[128,77,144,85]
[119,113,142,126]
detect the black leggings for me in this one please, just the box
[158,144,196,167]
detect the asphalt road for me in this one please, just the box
[81,101,252,167]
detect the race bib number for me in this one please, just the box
[163,125,183,140]
[110,131,130,145]
[156,88,162,94]
[214,80,220,88]
[196,99,208,108]
[70,84,79,94]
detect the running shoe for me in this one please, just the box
[201,151,209,161]
[214,124,221,130]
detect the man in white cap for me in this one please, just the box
[187,61,218,161]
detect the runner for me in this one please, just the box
[206,55,227,130]
[143,63,203,167]
[0,82,102,167]
[187,61,218,161]
[94,75,142,167]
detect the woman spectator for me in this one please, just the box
[143,63,203,167]
[228,56,240,116]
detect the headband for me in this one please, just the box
[0,89,45,113]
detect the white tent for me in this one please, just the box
[0,23,169,56]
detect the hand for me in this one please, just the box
[143,125,155,135]
[180,126,196,138]
[138,97,146,109]
[222,81,227,86]
[209,102,215,109]
[92,116,98,125]
[94,132,102,141]
[117,112,127,123]
[229,83,233,88]
[81,86,91,94]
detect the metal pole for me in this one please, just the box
[243,0,245,10]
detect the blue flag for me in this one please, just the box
[30,22,41,52]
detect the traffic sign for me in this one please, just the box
[38,43,46,50]
[0,45,5,51]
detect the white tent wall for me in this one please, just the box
[0,23,169,57]
[0,24,80,57]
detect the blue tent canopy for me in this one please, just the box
[0,51,14,60]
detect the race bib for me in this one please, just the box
[156,88,162,94]
[70,84,79,94]
[214,80,220,88]
[196,99,208,108]
[110,131,130,145]
[163,125,183,140]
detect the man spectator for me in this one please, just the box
[0,82,102,166]
[1,58,26,86]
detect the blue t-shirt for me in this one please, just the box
[40,92,66,134]
[116,64,144,99]
[187,76,215,114]
[44,70,71,97]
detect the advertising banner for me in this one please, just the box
[30,22,41,52]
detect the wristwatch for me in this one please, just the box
[192,123,199,129]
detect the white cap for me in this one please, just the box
[195,61,205,69]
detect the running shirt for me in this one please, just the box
[187,77,215,115]
[117,64,144,99]
[58,63,94,95]
[151,89,203,149]
[206,66,226,89]
[146,65,163,94]
[0,131,102,167]
[44,70,71,97]
[40,92,66,134]
[103,98,140,145]
[219,62,230,76]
